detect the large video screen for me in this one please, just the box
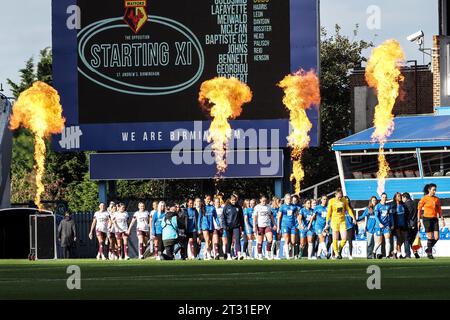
[52,0,319,151]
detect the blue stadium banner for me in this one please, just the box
[52,0,320,152]
[89,149,284,180]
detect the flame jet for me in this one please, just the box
[365,40,405,195]
[9,81,65,209]
[278,69,320,194]
[198,77,252,177]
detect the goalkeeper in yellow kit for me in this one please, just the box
[325,188,356,259]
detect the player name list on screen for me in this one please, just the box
[207,0,273,83]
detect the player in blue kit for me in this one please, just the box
[291,195,302,259]
[197,195,218,260]
[357,196,379,258]
[345,198,356,260]
[373,193,394,259]
[314,195,328,258]
[185,199,199,260]
[392,192,409,259]
[277,193,298,259]
[298,199,316,260]
[243,199,256,259]
[270,197,281,259]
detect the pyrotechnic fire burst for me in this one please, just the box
[365,39,405,195]
[198,77,252,177]
[278,69,320,194]
[9,81,65,209]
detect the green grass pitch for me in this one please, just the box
[1,258,450,299]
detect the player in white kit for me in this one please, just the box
[112,203,130,260]
[127,202,151,259]
[107,203,119,260]
[89,202,110,260]
[253,195,277,260]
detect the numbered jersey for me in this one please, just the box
[279,204,297,227]
[214,206,224,230]
[375,203,392,227]
[254,204,273,228]
[314,205,327,229]
[114,211,129,232]
[133,210,150,232]
[94,211,110,233]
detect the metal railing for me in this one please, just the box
[299,175,340,199]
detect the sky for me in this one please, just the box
[0,0,439,98]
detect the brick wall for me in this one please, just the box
[432,35,441,107]
[350,66,433,116]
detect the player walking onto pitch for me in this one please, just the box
[127,201,151,259]
[253,195,276,260]
[149,201,158,257]
[298,199,316,260]
[314,195,328,259]
[186,199,199,259]
[212,197,225,260]
[270,197,281,259]
[223,195,245,260]
[392,192,409,259]
[89,202,109,260]
[112,203,130,260]
[244,199,256,259]
[198,195,218,260]
[277,194,298,259]
[373,193,394,259]
[151,201,167,260]
[418,183,445,259]
[325,189,356,259]
[357,196,378,259]
[107,203,118,260]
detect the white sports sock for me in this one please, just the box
[385,240,391,257]
[319,242,326,256]
[248,240,253,258]
[308,243,313,258]
[284,244,289,258]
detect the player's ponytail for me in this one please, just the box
[423,184,430,195]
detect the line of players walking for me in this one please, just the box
[88,183,445,260]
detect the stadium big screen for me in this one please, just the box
[52,0,319,152]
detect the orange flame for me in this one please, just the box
[365,40,404,195]
[199,77,252,176]
[278,69,320,194]
[9,81,65,209]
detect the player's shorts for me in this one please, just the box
[423,218,439,233]
[375,226,391,236]
[213,229,223,237]
[257,226,272,236]
[137,230,149,237]
[186,231,198,239]
[394,225,408,232]
[281,225,296,235]
[200,226,214,233]
[300,228,315,238]
[330,219,347,233]
[315,225,326,236]
[115,232,127,239]
[272,228,277,238]
[96,231,107,238]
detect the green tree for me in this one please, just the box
[7,58,36,99]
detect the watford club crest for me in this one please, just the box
[124,0,148,34]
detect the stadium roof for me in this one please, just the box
[332,114,450,151]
